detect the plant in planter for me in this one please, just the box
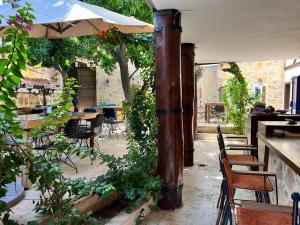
[222,63,256,134]
[0,6,101,224]
[0,4,158,224]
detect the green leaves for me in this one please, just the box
[222,63,255,134]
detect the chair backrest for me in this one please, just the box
[83,108,96,113]
[292,192,300,225]
[217,124,221,133]
[64,119,79,138]
[220,152,235,204]
[91,114,103,129]
[217,132,226,151]
[103,108,115,118]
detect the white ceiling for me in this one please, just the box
[150,0,300,63]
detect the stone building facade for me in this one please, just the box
[196,60,286,114]
[96,63,141,105]
[16,67,62,110]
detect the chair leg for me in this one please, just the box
[64,155,78,173]
[220,199,230,225]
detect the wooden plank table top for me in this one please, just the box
[18,112,98,130]
[257,133,300,175]
[259,121,300,127]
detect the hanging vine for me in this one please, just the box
[222,63,256,134]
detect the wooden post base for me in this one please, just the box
[158,186,183,210]
[184,149,194,167]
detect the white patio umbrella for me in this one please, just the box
[0,0,153,38]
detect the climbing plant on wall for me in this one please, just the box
[222,63,255,134]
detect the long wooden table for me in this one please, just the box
[257,133,300,176]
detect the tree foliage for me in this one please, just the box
[222,63,255,134]
[0,2,158,224]
[27,0,154,101]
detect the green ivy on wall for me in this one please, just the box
[222,63,256,134]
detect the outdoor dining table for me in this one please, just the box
[204,102,224,123]
[19,111,98,138]
[17,112,98,189]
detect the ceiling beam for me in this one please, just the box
[285,61,300,71]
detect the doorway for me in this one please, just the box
[76,68,96,111]
[284,83,291,110]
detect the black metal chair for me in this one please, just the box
[102,118,124,139]
[83,108,97,113]
[101,108,124,139]
[90,113,104,137]
[31,126,78,173]
[64,118,99,164]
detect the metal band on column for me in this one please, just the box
[154,9,183,210]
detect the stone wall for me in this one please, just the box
[196,65,219,108]
[197,60,285,113]
[96,64,141,105]
[16,90,60,108]
[15,67,62,109]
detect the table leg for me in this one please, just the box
[22,130,32,189]
[263,146,270,172]
[207,105,211,123]
[205,105,208,122]
[90,127,95,153]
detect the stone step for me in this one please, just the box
[197,133,217,140]
[0,182,25,208]
[197,125,233,134]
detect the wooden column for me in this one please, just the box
[181,43,195,167]
[194,74,198,140]
[154,9,183,210]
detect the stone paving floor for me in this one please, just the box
[143,140,221,225]
[5,136,255,225]
[143,140,255,225]
[5,135,128,224]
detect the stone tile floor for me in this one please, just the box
[143,140,220,225]
[6,135,128,224]
[143,140,255,225]
[5,136,256,225]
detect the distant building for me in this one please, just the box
[196,60,286,116]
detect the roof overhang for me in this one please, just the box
[149,0,300,63]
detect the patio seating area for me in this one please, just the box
[2,0,300,224]
[7,135,128,224]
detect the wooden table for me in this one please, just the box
[246,113,300,148]
[204,102,224,123]
[18,112,98,189]
[257,133,300,175]
[19,112,98,130]
[19,111,99,149]
[18,112,99,151]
